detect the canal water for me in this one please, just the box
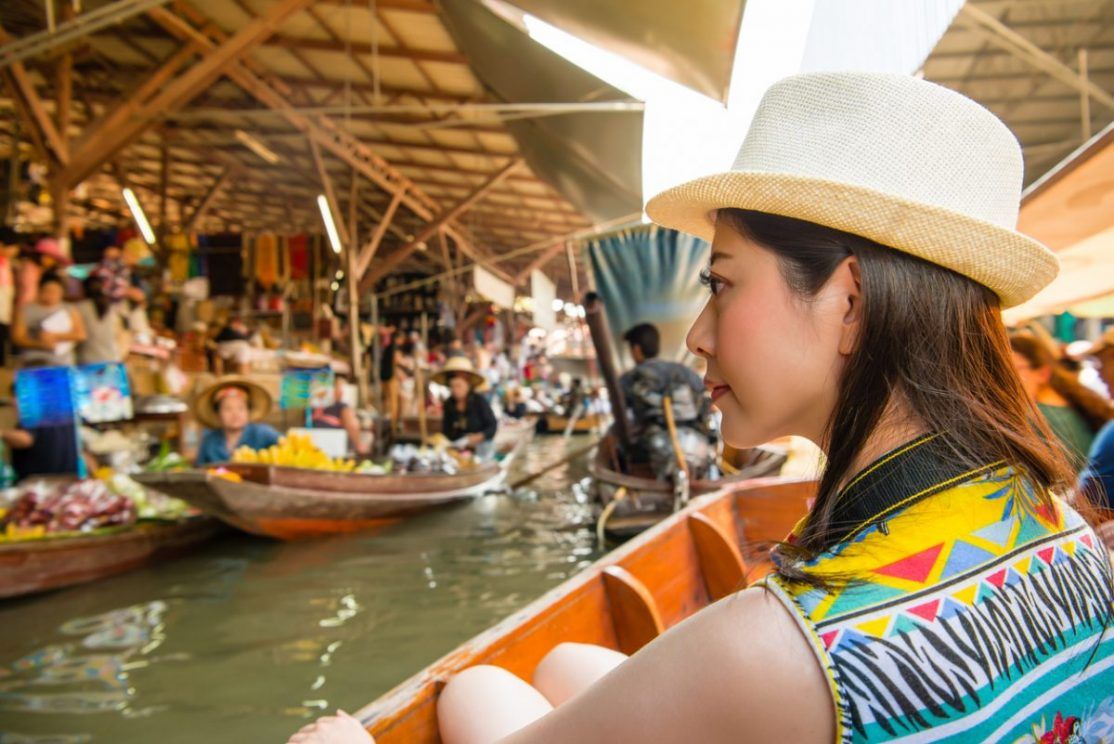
[0,437,600,743]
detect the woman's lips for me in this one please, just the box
[707,384,731,402]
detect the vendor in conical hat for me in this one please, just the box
[193,376,280,466]
[432,356,497,450]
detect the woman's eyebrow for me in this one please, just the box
[709,251,733,264]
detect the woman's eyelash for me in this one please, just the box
[699,268,724,296]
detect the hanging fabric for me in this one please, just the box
[586,225,709,367]
[255,232,279,289]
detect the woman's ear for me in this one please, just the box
[835,256,862,357]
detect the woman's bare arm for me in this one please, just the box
[500,587,835,744]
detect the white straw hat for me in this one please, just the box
[645,72,1058,308]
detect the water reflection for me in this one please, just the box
[0,437,598,743]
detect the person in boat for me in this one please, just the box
[288,73,1114,744]
[311,373,370,458]
[194,377,280,466]
[617,322,715,478]
[433,356,497,458]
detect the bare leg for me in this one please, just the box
[438,666,553,744]
[287,710,372,744]
[532,643,628,707]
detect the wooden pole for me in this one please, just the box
[347,170,367,407]
[370,292,382,413]
[417,312,428,445]
[1080,48,1092,140]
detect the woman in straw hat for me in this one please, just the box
[433,356,497,454]
[194,376,280,466]
[289,73,1114,744]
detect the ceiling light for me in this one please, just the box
[317,195,343,255]
[122,187,156,244]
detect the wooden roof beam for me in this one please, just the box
[362,158,523,289]
[514,240,568,286]
[956,4,1114,111]
[315,0,437,14]
[184,166,235,231]
[308,137,350,246]
[0,27,69,165]
[150,2,519,278]
[62,0,314,187]
[263,34,468,65]
[356,188,406,279]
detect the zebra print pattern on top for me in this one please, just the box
[764,437,1114,743]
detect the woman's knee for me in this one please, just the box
[532,643,628,707]
[438,665,553,744]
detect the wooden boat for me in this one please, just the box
[136,444,521,540]
[591,436,789,538]
[543,412,603,434]
[0,517,220,600]
[348,476,814,742]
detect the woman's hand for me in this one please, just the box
[287,710,373,744]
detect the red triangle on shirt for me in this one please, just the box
[1036,547,1055,565]
[820,630,839,650]
[907,599,941,623]
[873,543,944,584]
[986,569,1008,589]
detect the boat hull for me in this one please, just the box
[591,441,787,538]
[0,517,220,599]
[136,462,507,540]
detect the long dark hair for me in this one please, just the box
[1009,333,1114,433]
[716,209,1075,580]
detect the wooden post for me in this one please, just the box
[158,132,170,241]
[370,293,383,414]
[346,170,367,407]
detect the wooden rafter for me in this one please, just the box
[308,136,350,246]
[184,166,235,231]
[361,157,524,290]
[62,0,314,188]
[148,1,514,283]
[356,188,405,279]
[265,34,468,65]
[0,30,69,165]
[513,240,567,285]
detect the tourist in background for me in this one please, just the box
[12,274,86,368]
[75,275,122,366]
[1010,333,1114,470]
[17,237,68,307]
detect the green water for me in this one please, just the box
[0,439,599,743]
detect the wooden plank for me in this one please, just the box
[687,512,747,601]
[361,158,523,289]
[266,33,468,64]
[601,566,664,655]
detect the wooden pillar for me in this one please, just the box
[346,170,367,407]
[158,133,171,240]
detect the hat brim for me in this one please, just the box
[645,171,1058,308]
[193,376,272,429]
[431,369,485,389]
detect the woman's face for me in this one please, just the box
[1010,352,1047,401]
[686,223,856,449]
[39,281,64,306]
[217,393,250,431]
[449,376,471,401]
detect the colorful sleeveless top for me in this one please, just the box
[762,434,1114,743]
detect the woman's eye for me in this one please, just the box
[699,268,725,297]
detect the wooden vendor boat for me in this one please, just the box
[591,436,789,538]
[0,516,220,600]
[543,412,603,434]
[349,476,814,742]
[136,446,521,540]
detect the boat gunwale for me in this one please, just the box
[356,475,813,738]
